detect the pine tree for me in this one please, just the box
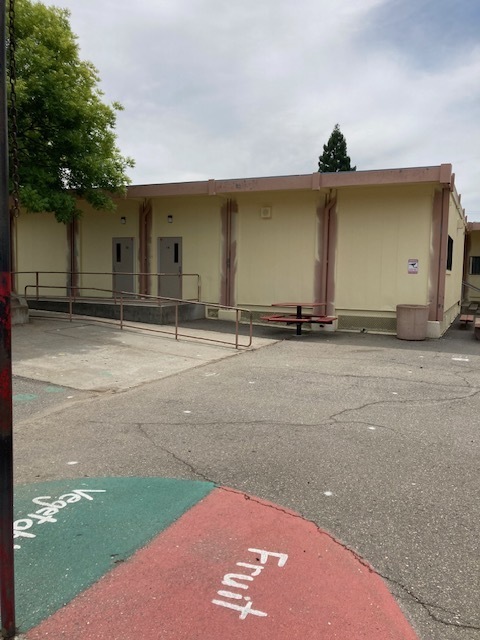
[318,124,356,173]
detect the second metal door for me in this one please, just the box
[158,237,182,298]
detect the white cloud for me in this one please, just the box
[45,0,480,218]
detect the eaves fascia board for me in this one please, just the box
[126,165,452,199]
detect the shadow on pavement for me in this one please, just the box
[181,315,479,356]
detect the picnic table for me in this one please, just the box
[460,301,479,327]
[261,302,337,336]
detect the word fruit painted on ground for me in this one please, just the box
[212,548,288,620]
[13,489,106,550]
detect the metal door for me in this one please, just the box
[112,237,135,295]
[158,237,182,298]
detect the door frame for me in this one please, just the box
[157,236,183,299]
[112,237,135,295]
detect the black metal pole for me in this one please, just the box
[0,0,16,636]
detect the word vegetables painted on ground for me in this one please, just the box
[14,489,106,550]
[212,548,288,620]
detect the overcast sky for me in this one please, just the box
[47,0,480,219]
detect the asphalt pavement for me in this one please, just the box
[11,312,480,640]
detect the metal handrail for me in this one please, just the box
[13,270,201,302]
[462,280,480,294]
[23,284,253,349]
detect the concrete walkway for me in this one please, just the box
[13,313,273,392]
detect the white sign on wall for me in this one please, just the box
[408,259,419,274]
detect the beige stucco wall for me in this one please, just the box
[151,196,222,302]
[235,191,320,306]
[335,185,434,317]
[443,192,465,318]
[11,176,467,338]
[77,200,139,296]
[14,211,67,296]
[466,230,480,302]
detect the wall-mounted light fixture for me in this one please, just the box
[167,215,173,223]
[120,216,126,224]
[260,206,272,219]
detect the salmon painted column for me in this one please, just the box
[315,191,337,317]
[220,198,237,307]
[138,198,152,296]
[0,1,16,635]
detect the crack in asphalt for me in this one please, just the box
[217,487,480,634]
[329,418,399,433]
[117,418,408,444]
[337,373,478,391]
[93,420,480,635]
[450,369,480,389]
[381,573,480,633]
[124,418,343,431]
[254,363,480,390]
[329,387,480,422]
[135,420,480,631]
[135,423,214,483]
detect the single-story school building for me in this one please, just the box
[464,222,480,304]
[12,163,467,338]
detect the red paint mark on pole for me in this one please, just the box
[0,0,16,634]
[0,274,15,638]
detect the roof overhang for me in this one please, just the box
[126,164,454,199]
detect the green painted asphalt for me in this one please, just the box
[14,477,214,631]
[13,385,64,403]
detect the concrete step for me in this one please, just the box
[26,298,205,325]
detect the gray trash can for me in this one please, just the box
[396,304,429,341]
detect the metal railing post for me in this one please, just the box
[235,309,239,349]
[19,275,254,350]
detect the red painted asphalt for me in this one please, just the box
[26,487,419,640]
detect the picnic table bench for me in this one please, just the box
[459,314,475,327]
[460,302,479,332]
[475,317,480,340]
[261,302,337,335]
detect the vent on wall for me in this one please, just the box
[260,206,272,219]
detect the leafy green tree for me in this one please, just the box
[318,124,356,173]
[9,0,134,223]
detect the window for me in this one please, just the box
[470,256,480,275]
[446,235,453,271]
